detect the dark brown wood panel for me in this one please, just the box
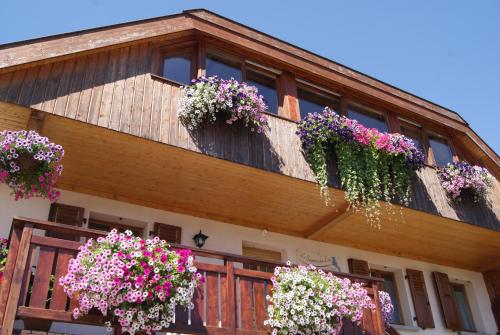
[406,269,434,329]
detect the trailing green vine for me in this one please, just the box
[297,108,424,226]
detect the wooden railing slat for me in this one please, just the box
[29,246,56,308]
[253,279,267,332]
[206,272,220,327]
[237,277,253,331]
[50,249,74,310]
[18,244,35,306]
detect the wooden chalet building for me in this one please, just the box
[0,9,499,335]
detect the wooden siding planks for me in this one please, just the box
[0,44,497,231]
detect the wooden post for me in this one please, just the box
[279,72,299,121]
[26,109,46,133]
[226,261,236,335]
[1,224,34,335]
[371,282,386,335]
[0,226,23,325]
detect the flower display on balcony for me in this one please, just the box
[178,76,269,133]
[0,130,64,202]
[437,160,494,202]
[297,108,424,226]
[60,229,203,335]
[378,291,394,327]
[264,263,375,335]
[0,237,8,283]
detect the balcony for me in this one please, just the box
[0,217,386,335]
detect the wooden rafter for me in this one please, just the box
[305,203,354,239]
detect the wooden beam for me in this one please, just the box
[481,259,500,273]
[26,109,45,132]
[306,204,353,239]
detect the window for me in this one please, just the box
[451,283,475,332]
[400,121,425,156]
[162,54,193,85]
[348,105,388,133]
[154,222,182,244]
[206,53,242,81]
[246,69,279,114]
[428,135,454,167]
[298,86,339,119]
[242,245,282,273]
[88,218,144,237]
[371,270,404,325]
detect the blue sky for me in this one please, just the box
[1,1,499,153]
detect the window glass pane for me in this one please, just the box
[206,54,242,81]
[298,87,338,119]
[429,136,453,167]
[381,273,403,324]
[246,70,278,114]
[163,55,192,85]
[453,285,474,331]
[401,125,424,152]
[348,106,388,133]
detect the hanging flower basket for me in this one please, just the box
[297,108,425,226]
[437,161,494,202]
[178,76,269,133]
[264,263,375,335]
[60,229,204,335]
[0,130,64,202]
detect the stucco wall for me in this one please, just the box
[0,187,497,335]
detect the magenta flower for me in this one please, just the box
[59,229,202,335]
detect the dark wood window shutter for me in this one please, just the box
[154,222,181,244]
[432,271,460,330]
[406,269,434,329]
[348,258,370,276]
[47,203,84,241]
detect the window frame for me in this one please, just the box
[370,269,405,325]
[296,81,340,120]
[153,41,198,86]
[426,132,458,167]
[450,282,476,332]
[244,65,281,115]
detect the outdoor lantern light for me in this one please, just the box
[193,230,208,248]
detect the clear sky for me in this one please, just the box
[1,1,499,153]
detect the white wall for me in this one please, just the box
[0,187,497,335]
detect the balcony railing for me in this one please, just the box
[0,217,386,335]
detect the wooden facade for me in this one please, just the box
[0,39,498,231]
[0,9,499,334]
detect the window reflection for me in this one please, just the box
[206,54,242,81]
[298,87,339,119]
[429,136,453,166]
[246,70,278,114]
[163,55,192,85]
[348,106,388,132]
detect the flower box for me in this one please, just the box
[178,76,269,133]
[297,108,424,226]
